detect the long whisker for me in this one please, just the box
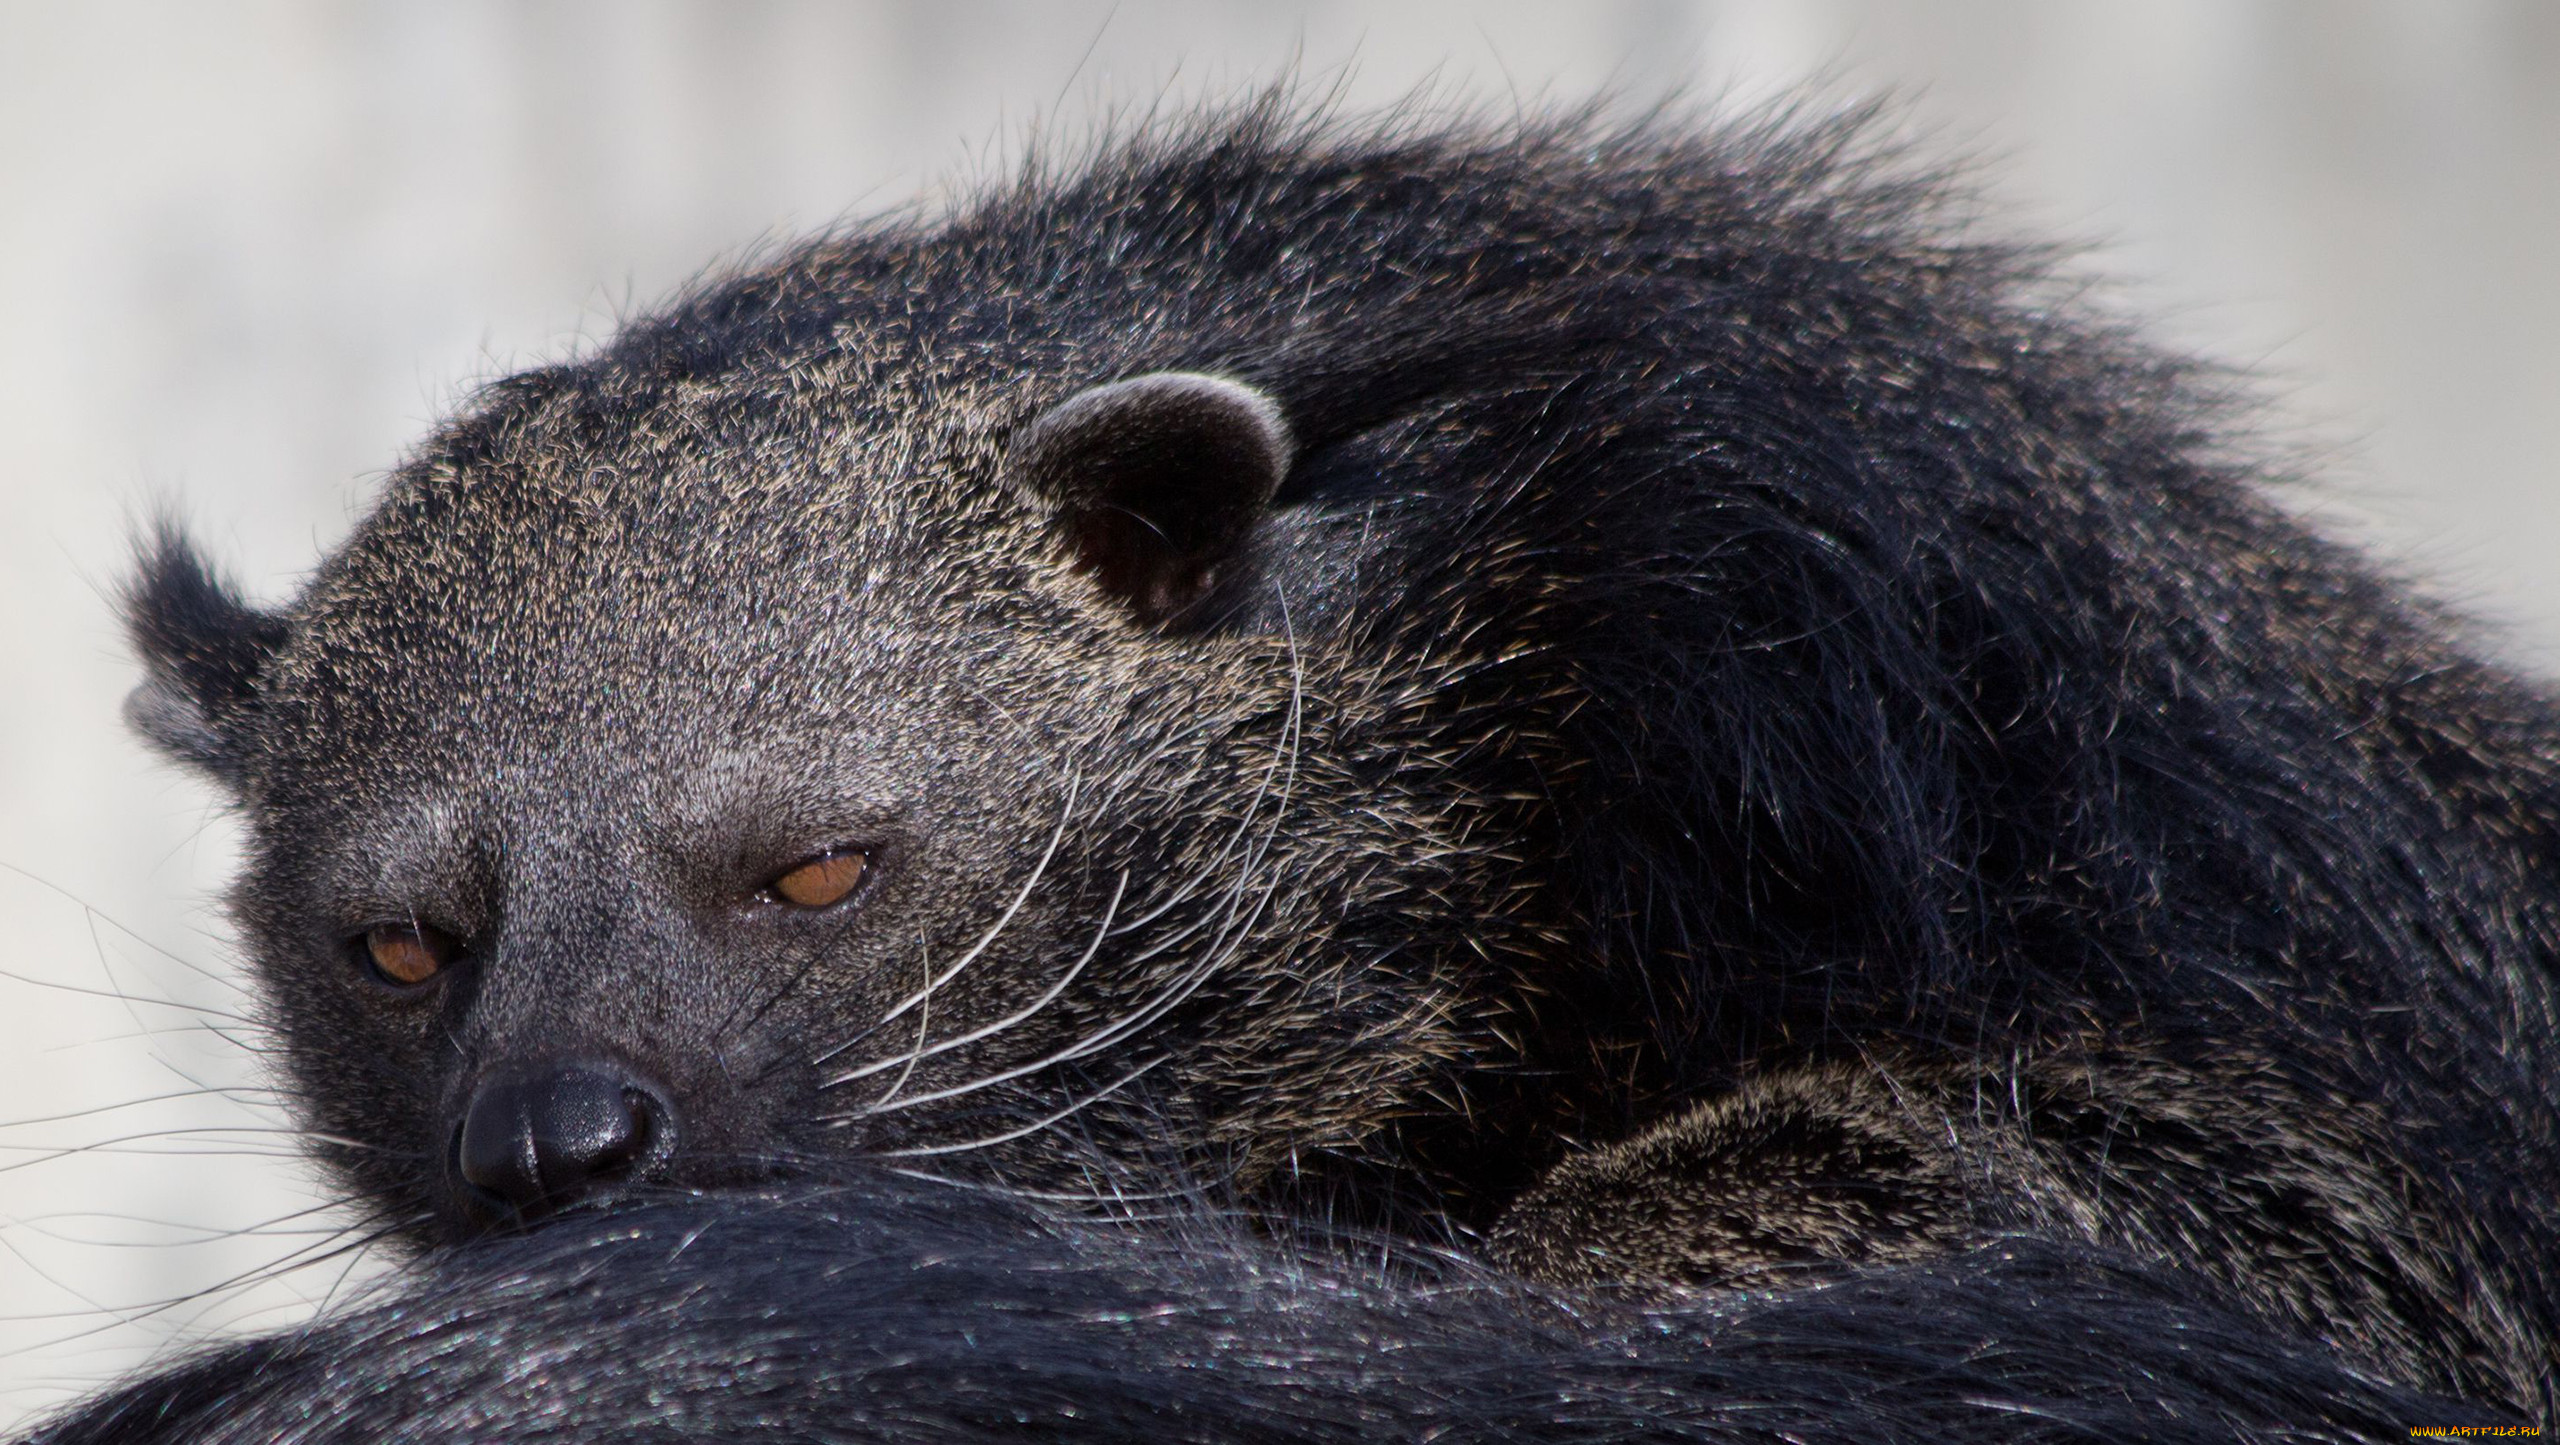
[868,948,936,1110]
[823,870,1127,1090]
[0,858,250,995]
[9,1186,381,1247]
[807,767,1081,1071]
[869,1164,1195,1207]
[0,964,257,1026]
[834,898,1236,1122]
[0,1125,388,1178]
[869,1054,1168,1160]
[0,1200,428,1343]
[809,888,1213,1118]
[1100,681,1299,942]
[839,656,1306,1124]
[0,1085,282,1134]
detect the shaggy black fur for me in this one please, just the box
[23,1178,2504,1444]
[76,95,2560,1434]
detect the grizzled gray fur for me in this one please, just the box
[102,97,2557,1430]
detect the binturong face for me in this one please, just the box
[125,358,1507,1247]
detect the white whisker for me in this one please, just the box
[869,950,935,1109]
[824,870,1127,1090]
[1103,685,1298,941]
[870,1164,1193,1206]
[808,768,1081,1071]
[852,652,1307,1122]
[869,1054,1167,1159]
[822,634,1306,1168]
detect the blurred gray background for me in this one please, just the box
[2,0,2555,1426]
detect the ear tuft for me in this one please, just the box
[122,523,288,785]
[1007,372,1293,625]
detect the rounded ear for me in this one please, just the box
[1007,372,1292,625]
[123,523,287,788]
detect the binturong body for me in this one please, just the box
[117,101,2557,1423]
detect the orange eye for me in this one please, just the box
[770,849,869,909]
[363,922,456,987]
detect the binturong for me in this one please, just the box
[112,96,2558,1424]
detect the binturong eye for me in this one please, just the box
[767,848,870,909]
[361,921,458,988]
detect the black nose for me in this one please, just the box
[453,1057,672,1227]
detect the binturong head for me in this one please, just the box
[123,345,1504,1243]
